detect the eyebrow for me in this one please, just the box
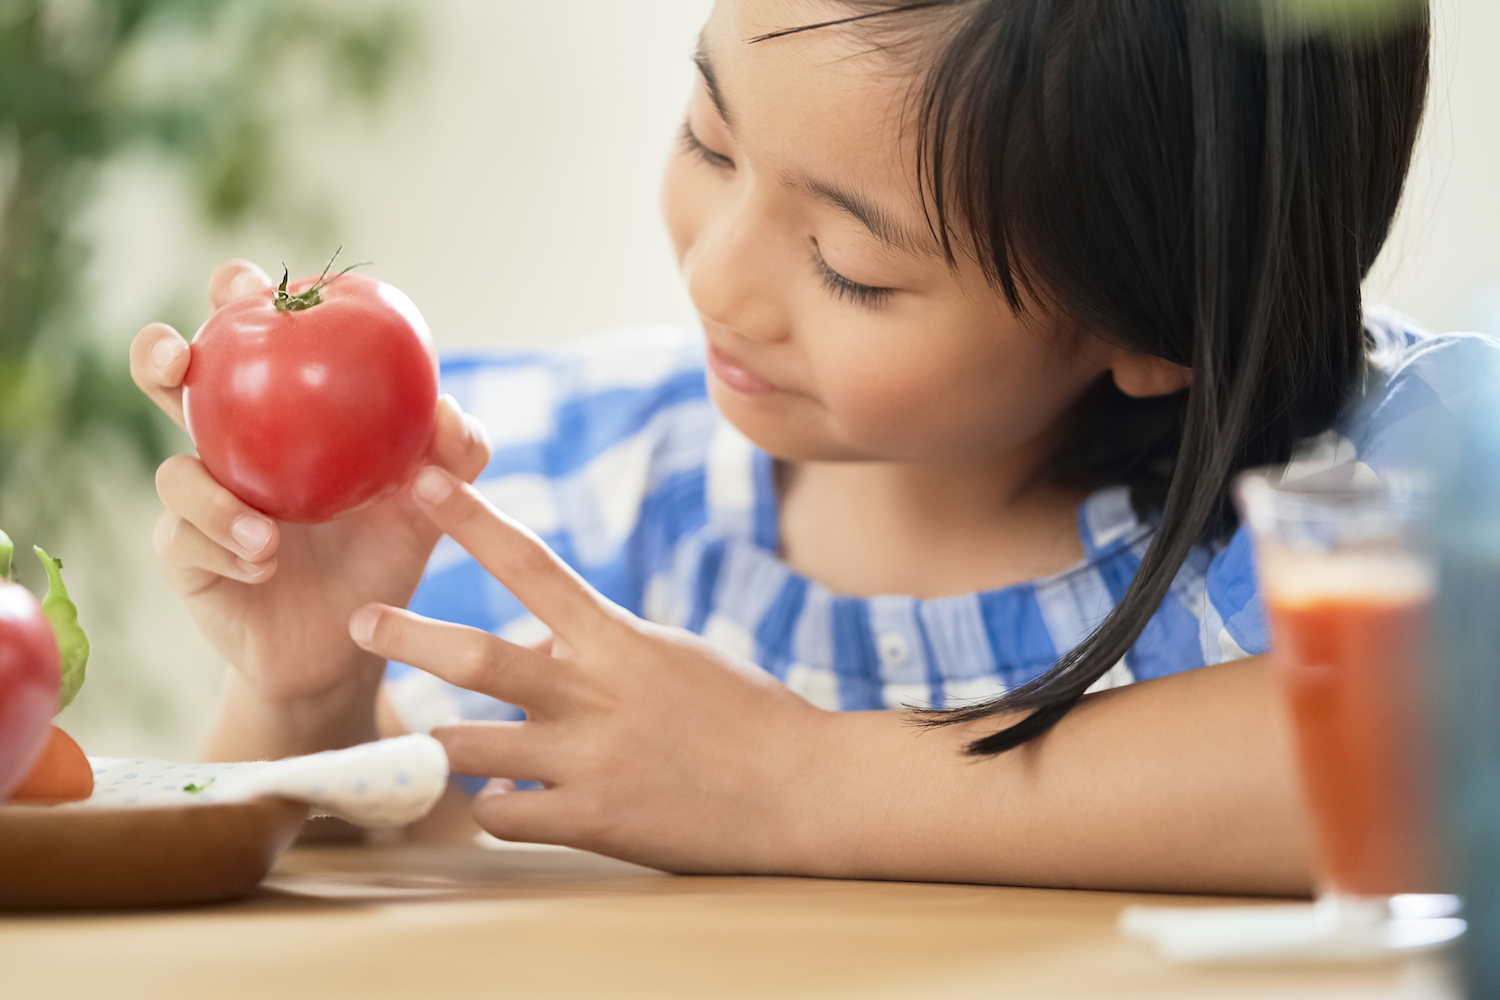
[797,176,939,259]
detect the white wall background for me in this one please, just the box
[66,0,1499,759]
[1365,0,1500,333]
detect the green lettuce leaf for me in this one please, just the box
[33,547,90,712]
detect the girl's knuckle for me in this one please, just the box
[374,611,399,648]
[214,494,247,532]
[510,539,554,579]
[447,497,486,531]
[453,635,498,687]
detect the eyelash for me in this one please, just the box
[680,122,894,310]
[680,122,734,170]
[812,242,895,309]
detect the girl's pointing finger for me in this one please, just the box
[409,466,609,640]
[349,603,561,712]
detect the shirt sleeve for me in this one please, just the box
[1342,316,1500,473]
[1197,315,1500,667]
[1198,525,1268,664]
[383,325,714,734]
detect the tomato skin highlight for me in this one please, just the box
[0,581,63,801]
[182,272,441,524]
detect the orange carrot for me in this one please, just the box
[9,725,92,804]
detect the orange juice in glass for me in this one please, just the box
[1238,467,1460,945]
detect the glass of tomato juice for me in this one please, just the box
[1237,466,1463,946]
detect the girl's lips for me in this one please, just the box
[706,343,780,396]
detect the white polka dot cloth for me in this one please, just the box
[67,734,449,828]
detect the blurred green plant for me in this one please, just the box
[0,0,420,547]
[1211,0,1427,40]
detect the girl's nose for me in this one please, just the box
[682,196,789,344]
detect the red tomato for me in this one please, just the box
[182,271,440,524]
[0,580,62,801]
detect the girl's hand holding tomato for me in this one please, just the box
[129,259,492,761]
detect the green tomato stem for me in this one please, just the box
[0,529,11,581]
[271,245,372,313]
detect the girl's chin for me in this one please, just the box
[708,388,866,464]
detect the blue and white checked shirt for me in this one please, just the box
[385,310,1500,732]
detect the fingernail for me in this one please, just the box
[413,467,453,505]
[228,271,265,299]
[151,337,184,371]
[231,515,273,556]
[349,605,380,647]
[442,393,464,417]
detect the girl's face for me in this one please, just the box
[661,0,1140,467]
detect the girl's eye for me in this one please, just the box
[811,242,895,309]
[680,122,734,170]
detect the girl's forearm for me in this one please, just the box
[204,657,383,762]
[787,655,1314,895]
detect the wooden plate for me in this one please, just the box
[0,798,309,911]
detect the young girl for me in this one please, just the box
[129,0,1494,893]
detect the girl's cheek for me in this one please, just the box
[816,340,950,438]
[815,334,1039,456]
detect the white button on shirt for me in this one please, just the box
[878,632,911,668]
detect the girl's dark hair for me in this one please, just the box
[756,0,1430,754]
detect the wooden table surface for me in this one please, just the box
[1,840,1457,999]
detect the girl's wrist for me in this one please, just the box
[763,709,978,881]
[206,652,386,761]
[753,707,898,877]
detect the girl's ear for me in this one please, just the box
[1108,352,1192,398]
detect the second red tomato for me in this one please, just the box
[0,581,62,801]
